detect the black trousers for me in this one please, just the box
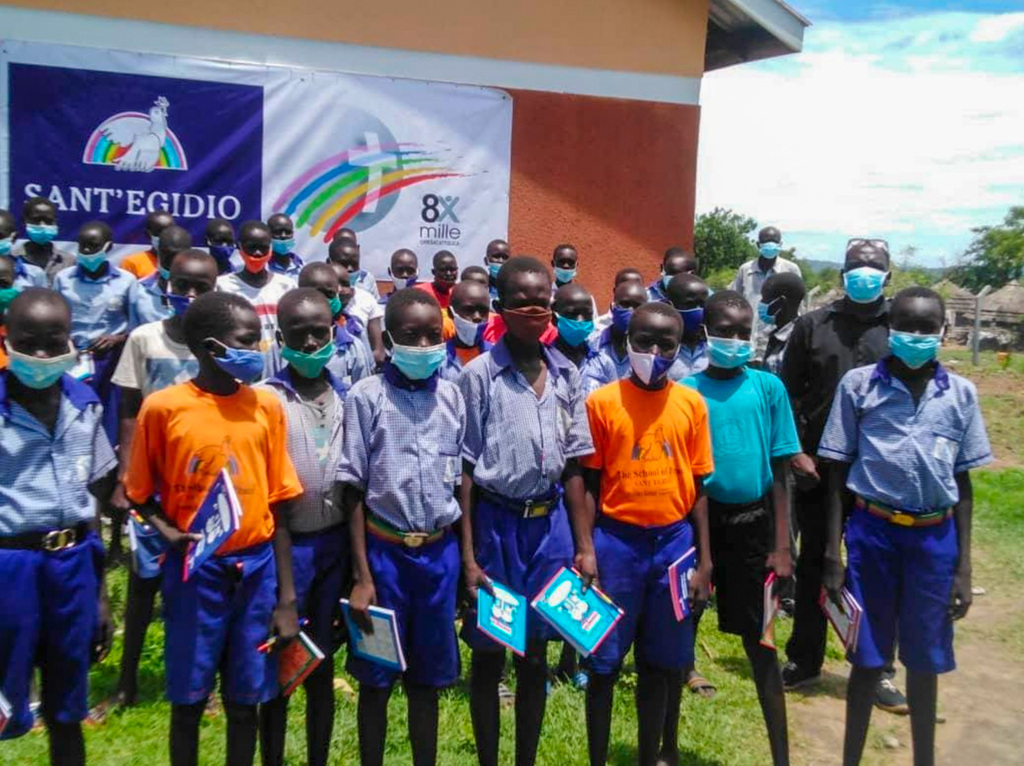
[785,481,829,673]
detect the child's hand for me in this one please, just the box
[93,588,114,664]
[689,564,713,611]
[271,600,300,646]
[574,550,599,593]
[463,560,494,601]
[950,568,972,620]
[109,482,132,513]
[767,548,794,579]
[822,553,845,603]
[160,526,203,552]
[349,579,378,635]
[88,334,125,355]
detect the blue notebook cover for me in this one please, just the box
[531,567,623,657]
[477,581,528,656]
[340,600,407,672]
[182,469,241,582]
[668,546,698,622]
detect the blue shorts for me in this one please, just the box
[585,516,696,676]
[292,525,350,658]
[347,530,460,689]
[128,516,166,580]
[162,542,279,705]
[846,508,958,674]
[461,494,574,651]
[0,532,104,739]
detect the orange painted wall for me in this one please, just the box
[507,89,700,301]
[5,0,709,77]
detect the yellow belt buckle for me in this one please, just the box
[42,528,75,552]
[890,512,916,527]
[523,501,549,519]
[403,532,428,549]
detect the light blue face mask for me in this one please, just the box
[759,242,782,259]
[706,334,754,369]
[488,262,502,279]
[26,223,58,245]
[150,235,161,251]
[843,267,888,304]
[77,252,109,274]
[555,314,594,347]
[889,330,942,369]
[757,298,780,326]
[272,238,295,255]
[5,343,78,389]
[158,266,171,281]
[207,338,265,383]
[553,266,577,285]
[662,272,674,290]
[0,235,14,256]
[388,336,446,380]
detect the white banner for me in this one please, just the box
[1,40,513,278]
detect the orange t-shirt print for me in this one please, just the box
[125,381,303,554]
[582,379,714,527]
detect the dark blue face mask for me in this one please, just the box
[165,292,192,317]
[611,305,633,333]
[679,307,704,334]
[209,243,236,266]
[206,338,265,383]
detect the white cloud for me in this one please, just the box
[970,13,1024,43]
[696,12,1024,265]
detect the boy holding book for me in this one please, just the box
[683,290,802,766]
[819,286,991,766]
[338,289,466,766]
[580,302,714,766]
[458,256,595,766]
[124,291,303,766]
[258,289,350,766]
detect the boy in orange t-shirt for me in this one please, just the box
[125,291,303,766]
[120,210,175,279]
[580,302,715,766]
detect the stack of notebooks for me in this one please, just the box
[820,586,863,652]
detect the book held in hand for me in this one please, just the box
[668,546,698,622]
[819,586,863,652]
[277,631,325,697]
[341,599,407,672]
[760,571,781,649]
[183,469,242,582]
[0,688,11,736]
[531,567,623,657]
[477,581,528,656]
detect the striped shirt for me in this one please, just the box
[0,372,117,535]
[819,360,993,512]
[327,322,373,387]
[260,369,347,533]
[336,365,466,533]
[459,339,594,500]
[52,265,141,348]
[217,271,297,377]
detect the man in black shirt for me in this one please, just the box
[780,239,907,712]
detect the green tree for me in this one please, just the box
[694,208,759,276]
[950,206,1024,291]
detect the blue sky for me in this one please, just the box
[696,1,1024,266]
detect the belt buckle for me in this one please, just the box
[890,512,916,527]
[522,500,550,519]
[403,532,428,549]
[42,528,76,552]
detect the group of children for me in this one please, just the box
[0,197,991,766]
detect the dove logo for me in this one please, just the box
[273,110,460,240]
[82,96,188,173]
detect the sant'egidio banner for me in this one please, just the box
[0,40,513,277]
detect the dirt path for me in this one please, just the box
[787,590,1024,765]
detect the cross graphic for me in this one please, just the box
[348,132,399,213]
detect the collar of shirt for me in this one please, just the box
[338,313,364,337]
[647,280,668,302]
[680,341,707,362]
[266,365,348,400]
[829,296,890,321]
[0,370,99,419]
[13,257,33,279]
[870,357,950,393]
[139,272,163,294]
[75,263,117,283]
[334,321,358,347]
[771,320,796,345]
[269,253,304,273]
[383,360,438,391]
[486,337,574,380]
[446,336,491,362]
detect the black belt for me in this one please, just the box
[0,523,92,551]
[709,497,769,527]
[478,487,560,519]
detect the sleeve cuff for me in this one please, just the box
[817,446,854,462]
[955,453,994,473]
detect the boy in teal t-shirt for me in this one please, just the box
[683,289,801,766]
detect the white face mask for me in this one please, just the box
[626,340,677,385]
[392,274,419,290]
[452,311,483,346]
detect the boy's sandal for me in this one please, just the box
[686,671,717,699]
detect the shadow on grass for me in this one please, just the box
[785,668,848,702]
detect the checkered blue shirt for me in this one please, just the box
[327,323,373,387]
[578,346,618,396]
[52,265,141,348]
[592,328,631,381]
[459,339,594,500]
[0,373,117,535]
[131,273,174,326]
[819,360,993,512]
[336,367,466,533]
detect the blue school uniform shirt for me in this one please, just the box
[12,257,46,289]
[576,345,618,395]
[647,279,669,303]
[440,337,492,382]
[592,328,631,380]
[458,339,594,500]
[327,321,372,387]
[129,272,173,326]
[268,253,304,278]
[668,342,708,382]
[52,264,141,349]
[818,359,993,513]
[0,372,117,535]
[336,364,466,533]
[684,367,801,505]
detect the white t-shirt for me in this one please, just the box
[346,286,384,328]
[112,320,198,399]
[216,271,297,354]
